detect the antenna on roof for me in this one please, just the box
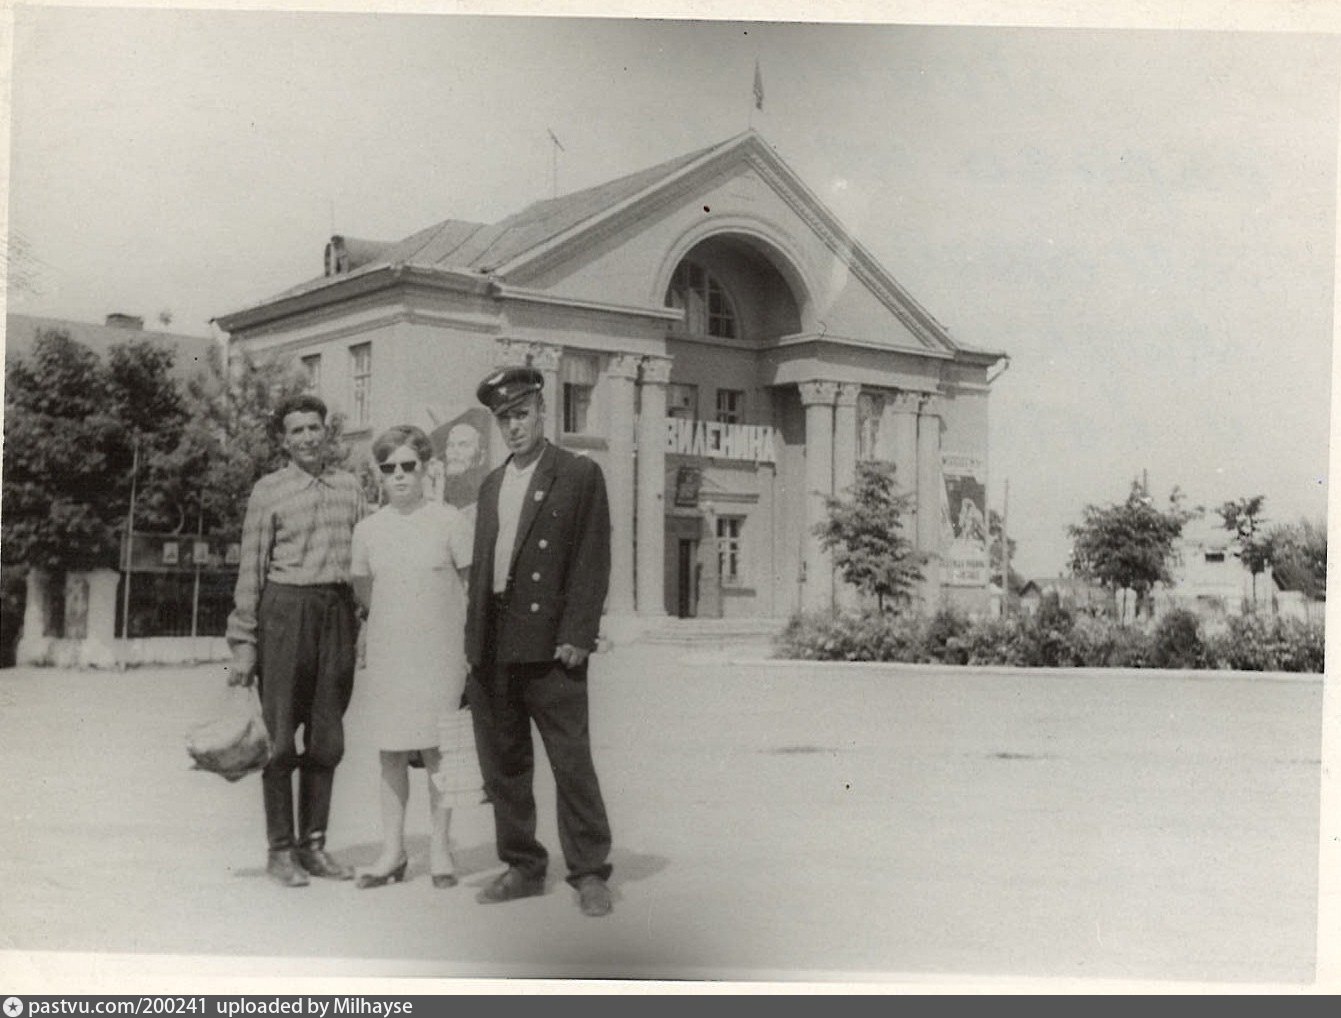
[547,129,565,199]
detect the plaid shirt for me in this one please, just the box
[225,461,368,647]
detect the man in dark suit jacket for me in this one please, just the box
[464,366,615,917]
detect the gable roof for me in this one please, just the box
[4,313,219,385]
[219,131,1002,360]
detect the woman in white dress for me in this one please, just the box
[350,424,477,889]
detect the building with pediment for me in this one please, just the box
[216,131,1008,624]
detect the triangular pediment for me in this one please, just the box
[488,131,962,356]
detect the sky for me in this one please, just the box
[4,2,1339,577]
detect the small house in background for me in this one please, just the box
[1154,516,1323,624]
[1018,576,1113,617]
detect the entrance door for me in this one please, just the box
[676,538,700,618]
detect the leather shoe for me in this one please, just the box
[476,868,545,904]
[295,844,353,880]
[575,875,612,917]
[354,856,408,889]
[266,849,310,888]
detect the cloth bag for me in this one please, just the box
[185,684,272,781]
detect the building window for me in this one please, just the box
[561,352,599,435]
[350,343,371,428]
[717,516,745,587]
[1205,551,1225,563]
[666,261,738,339]
[668,383,698,420]
[715,388,744,425]
[300,353,322,394]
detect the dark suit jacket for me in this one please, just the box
[464,442,611,666]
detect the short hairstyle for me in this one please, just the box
[271,393,328,439]
[371,424,434,465]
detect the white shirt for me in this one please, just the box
[493,454,541,593]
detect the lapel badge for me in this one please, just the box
[534,490,545,501]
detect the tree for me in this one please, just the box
[2,329,187,573]
[1218,495,1269,607]
[154,347,354,536]
[814,460,923,611]
[1263,518,1327,600]
[1068,481,1193,622]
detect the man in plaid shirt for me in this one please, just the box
[226,394,367,887]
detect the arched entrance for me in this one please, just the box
[655,232,806,618]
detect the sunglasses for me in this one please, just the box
[378,459,420,475]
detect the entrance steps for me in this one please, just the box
[633,616,788,647]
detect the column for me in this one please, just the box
[603,353,639,620]
[81,568,121,668]
[832,383,861,609]
[916,394,944,610]
[528,344,562,443]
[889,390,921,501]
[698,501,722,619]
[16,568,49,665]
[832,383,860,499]
[799,380,838,612]
[636,355,671,619]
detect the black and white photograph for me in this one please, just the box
[1,0,1339,994]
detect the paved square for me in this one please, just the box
[0,645,1325,987]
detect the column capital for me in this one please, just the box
[918,392,944,417]
[606,352,642,381]
[834,382,861,408]
[640,354,673,386]
[890,389,922,414]
[494,338,562,371]
[492,337,521,368]
[528,342,562,372]
[798,379,840,406]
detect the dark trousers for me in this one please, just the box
[256,583,357,851]
[468,605,612,885]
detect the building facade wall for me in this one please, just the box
[222,145,1002,625]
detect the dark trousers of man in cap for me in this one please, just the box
[464,372,614,916]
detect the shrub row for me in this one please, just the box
[774,603,1324,673]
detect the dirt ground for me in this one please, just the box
[0,644,1331,992]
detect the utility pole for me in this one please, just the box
[1000,477,1010,617]
[190,487,205,640]
[120,439,140,640]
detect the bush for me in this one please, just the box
[1151,608,1205,669]
[773,605,1323,673]
[1106,625,1154,668]
[1017,593,1075,667]
[1205,614,1325,673]
[775,609,920,662]
[921,608,972,664]
[1062,614,1119,667]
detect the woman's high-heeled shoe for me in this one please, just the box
[355,857,408,889]
[431,872,458,889]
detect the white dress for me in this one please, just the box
[351,501,473,751]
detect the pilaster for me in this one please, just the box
[604,353,640,621]
[916,393,944,609]
[799,379,838,612]
[636,355,672,619]
[832,383,861,608]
